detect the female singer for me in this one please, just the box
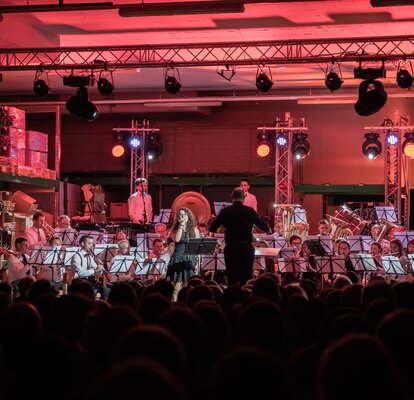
[166,208,200,290]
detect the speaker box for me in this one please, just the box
[11,190,38,214]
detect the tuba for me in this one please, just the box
[171,191,211,226]
[376,218,405,242]
[274,204,307,239]
[325,214,353,240]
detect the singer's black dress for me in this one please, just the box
[166,236,196,282]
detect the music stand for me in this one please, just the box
[381,256,406,277]
[63,246,81,278]
[279,247,296,258]
[109,254,135,283]
[375,206,398,224]
[292,208,308,224]
[153,209,172,224]
[350,254,377,272]
[200,254,226,271]
[94,244,118,266]
[76,230,101,244]
[129,247,146,261]
[100,233,116,244]
[394,232,414,249]
[259,235,287,249]
[28,245,50,278]
[53,228,77,246]
[314,256,347,274]
[41,245,65,282]
[183,238,217,256]
[213,233,225,247]
[306,236,332,256]
[134,258,165,279]
[214,202,232,215]
[348,236,372,253]
[278,257,307,274]
[136,233,161,254]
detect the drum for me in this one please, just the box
[171,191,211,225]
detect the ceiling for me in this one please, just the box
[1,0,414,104]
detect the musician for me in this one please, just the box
[370,241,385,276]
[149,238,170,277]
[154,223,168,241]
[5,237,32,283]
[289,234,302,257]
[240,179,257,212]
[115,231,128,243]
[149,238,164,259]
[197,223,211,238]
[128,177,153,224]
[56,215,75,231]
[71,235,104,278]
[337,239,354,271]
[407,239,414,254]
[23,211,47,250]
[317,219,331,237]
[209,187,270,286]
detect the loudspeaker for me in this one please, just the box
[11,190,38,214]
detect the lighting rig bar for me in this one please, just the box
[2,36,414,71]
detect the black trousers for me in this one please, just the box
[224,242,255,286]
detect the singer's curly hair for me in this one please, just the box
[172,207,197,238]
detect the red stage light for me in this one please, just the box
[112,144,125,157]
[256,143,271,157]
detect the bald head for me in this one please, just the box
[231,187,245,202]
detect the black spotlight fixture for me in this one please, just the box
[362,131,382,160]
[66,86,99,122]
[291,133,310,160]
[98,70,114,95]
[256,63,273,93]
[146,132,162,160]
[164,66,182,95]
[396,67,413,89]
[354,79,387,116]
[33,68,50,97]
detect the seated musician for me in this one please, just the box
[128,177,153,224]
[317,219,331,237]
[106,239,135,283]
[370,241,385,276]
[337,239,354,271]
[37,236,64,285]
[300,240,318,281]
[154,223,168,241]
[197,223,211,238]
[148,238,170,277]
[281,235,303,285]
[407,239,414,255]
[24,211,48,250]
[149,238,164,259]
[3,237,33,283]
[71,235,104,279]
[56,215,76,232]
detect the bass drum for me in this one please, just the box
[171,191,211,225]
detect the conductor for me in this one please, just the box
[209,187,270,286]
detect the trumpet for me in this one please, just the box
[41,221,55,241]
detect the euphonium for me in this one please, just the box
[376,218,401,242]
[325,214,352,240]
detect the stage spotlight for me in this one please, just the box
[354,79,387,116]
[112,143,125,158]
[66,86,99,121]
[402,131,414,158]
[146,133,162,160]
[33,68,50,97]
[325,71,343,92]
[276,132,288,147]
[130,137,140,148]
[362,132,382,160]
[397,68,413,89]
[386,131,399,145]
[256,131,272,157]
[164,66,182,95]
[33,79,50,97]
[256,73,273,93]
[291,133,310,160]
[98,77,114,96]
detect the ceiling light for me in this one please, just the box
[66,86,99,122]
[146,133,162,160]
[98,78,114,96]
[130,137,140,148]
[164,66,182,95]
[256,73,273,93]
[362,131,382,160]
[276,132,288,147]
[386,131,399,145]
[33,68,50,97]
[325,71,343,92]
[396,68,413,89]
[354,79,387,116]
[402,131,414,158]
[291,133,310,160]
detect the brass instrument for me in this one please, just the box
[42,221,56,241]
[274,204,308,239]
[376,218,405,242]
[325,214,353,240]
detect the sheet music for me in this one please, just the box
[350,253,377,272]
[348,236,372,253]
[381,255,406,275]
[53,228,77,246]
[76,230,101,244]
[314,256,346,274]
[278,257,307,273]
[200,254,226,271]
[136,233,161,253]
[258,235,287,249]
[153,209,172,224]
[394,232,414,249]
[292,208,307,225]
[375,206,398,223]
[306,235,333,255]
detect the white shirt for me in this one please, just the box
[24,226,47,250]
[243,192,257,212]
[71,249,97,278]
[128,191,153,223]
[7,253,32,282]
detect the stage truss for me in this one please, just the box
[2,36,414,71]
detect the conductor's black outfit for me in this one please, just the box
[209,201,270,286]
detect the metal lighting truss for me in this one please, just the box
[364,114,414,226]
[112,119,159,195]
[2,36,414,71]
[257,112,307,230]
